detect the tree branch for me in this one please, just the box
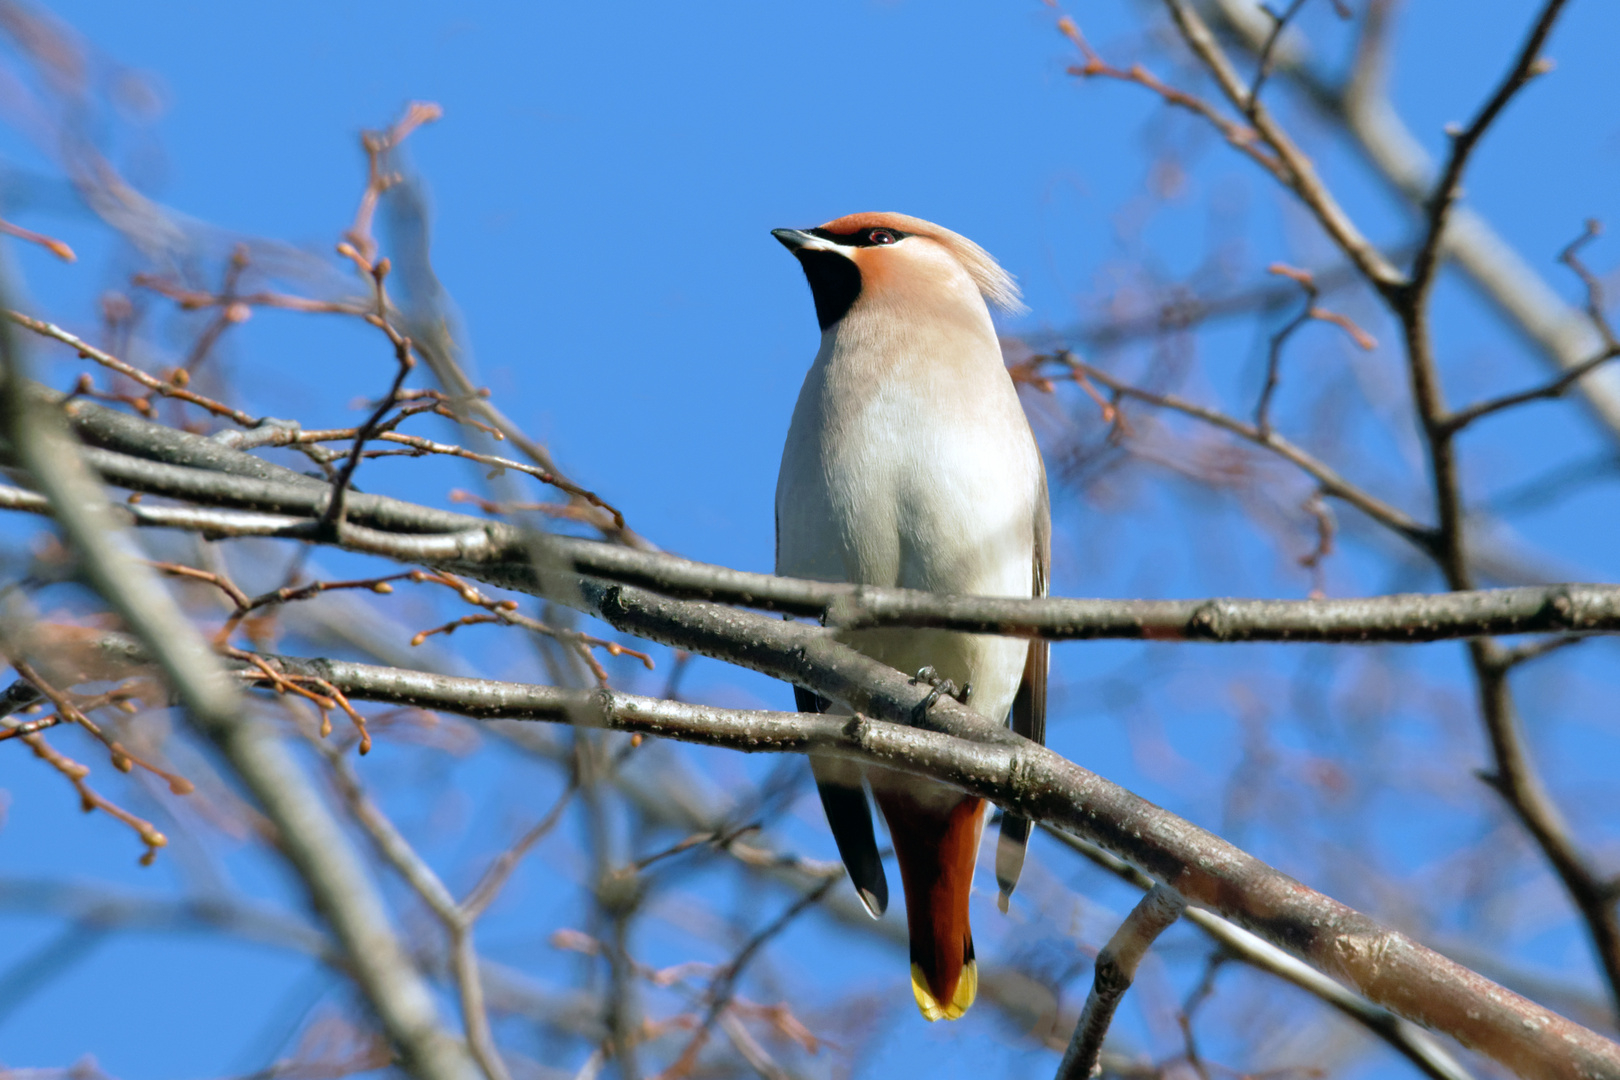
[1055,885,1186,1080]
[7,473,1620,646]
[208,645,1620,1080]
[1198,0,1620,440]
[1159,0,1405,293]
[1404,0,1569,306]
[0,301,476,1080]
[1045,829,1477,1080]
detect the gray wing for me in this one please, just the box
[996,469,1050,912]
[797,686,889,918]
[780,503,888,918]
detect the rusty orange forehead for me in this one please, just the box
[814,211,934,236]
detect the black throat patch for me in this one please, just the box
[793,248,862,331]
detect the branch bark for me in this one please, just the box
[164,637,1620,1079]
[1055,885,1186,1080]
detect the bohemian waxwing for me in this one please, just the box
[773,212,1050,1021]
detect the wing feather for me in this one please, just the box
[995,469,1050,910]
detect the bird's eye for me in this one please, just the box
[868,229,897,245]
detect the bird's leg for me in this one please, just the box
[910,667,972,723]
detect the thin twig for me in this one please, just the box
[1255,262,1378,437]
[658,880,833,1080]
[9,311,259,427]
[1158,0,1405,291]
[1056,885,1186,1080]
[321,259,416,530]
[1035,352,1431,549]
[1057,17,1284,179]
[1406,0,1569,303]
[1045,827,1475,1080]
[1246,0,1310,107]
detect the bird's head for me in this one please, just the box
[772,212,1024,332]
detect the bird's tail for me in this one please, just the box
[875,790,985,1021]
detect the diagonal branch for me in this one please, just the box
[1055,885,1186,1080]
[1199,0,1620,439]
[0,286,476,1080]
[1046,828,1477,1080]
[1158,0,1405,293]
[204,644,1620,1080]
[1406,0,1569,303]
[1042,354,1433,548]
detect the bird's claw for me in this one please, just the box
[910,667,971,723]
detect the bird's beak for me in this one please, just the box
[772,228,815,251]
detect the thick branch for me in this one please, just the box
[6,447,1620,645]
[211,648,1620,1079]
[1476,643,1620,1023]
[1045,829,1476,1080]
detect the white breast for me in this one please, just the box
[775,309,1041,725]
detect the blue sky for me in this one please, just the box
[2,1,1619,1078]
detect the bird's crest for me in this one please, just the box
[815,212,1026,315]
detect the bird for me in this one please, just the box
[772,212,1049,1022]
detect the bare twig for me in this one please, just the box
[1055,885,1186,1080]
[1254,263,1377,436]
[321,258,416,530]
[9,311,260,427]
[658,880,833,1080]
[1157,0,1405,291]
[0,217,75,262]
[319,740,513,1080]
[1032,352,1431,547]
[1246,0,1309,107]
[0,273,474,1080]
[1046,828,1475,1080]
[1057,16,1284,179]
[1406,0,1569,303]
[1448,223,1620,430]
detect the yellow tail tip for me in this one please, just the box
[910,961,978,1021]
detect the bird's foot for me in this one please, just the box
[910,667,971,723]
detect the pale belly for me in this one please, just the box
[776,375,1038,729]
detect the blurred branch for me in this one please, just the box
[379,175,639,545]
[0,877,622,1043]
[1198,0,1620,439]
[660,879,833,1079]
[0,286,475,1080]
[319,739,519,1080]
[1026,351,1431,547]
[1156,0,1404,292]
[1009,256,1384,356]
